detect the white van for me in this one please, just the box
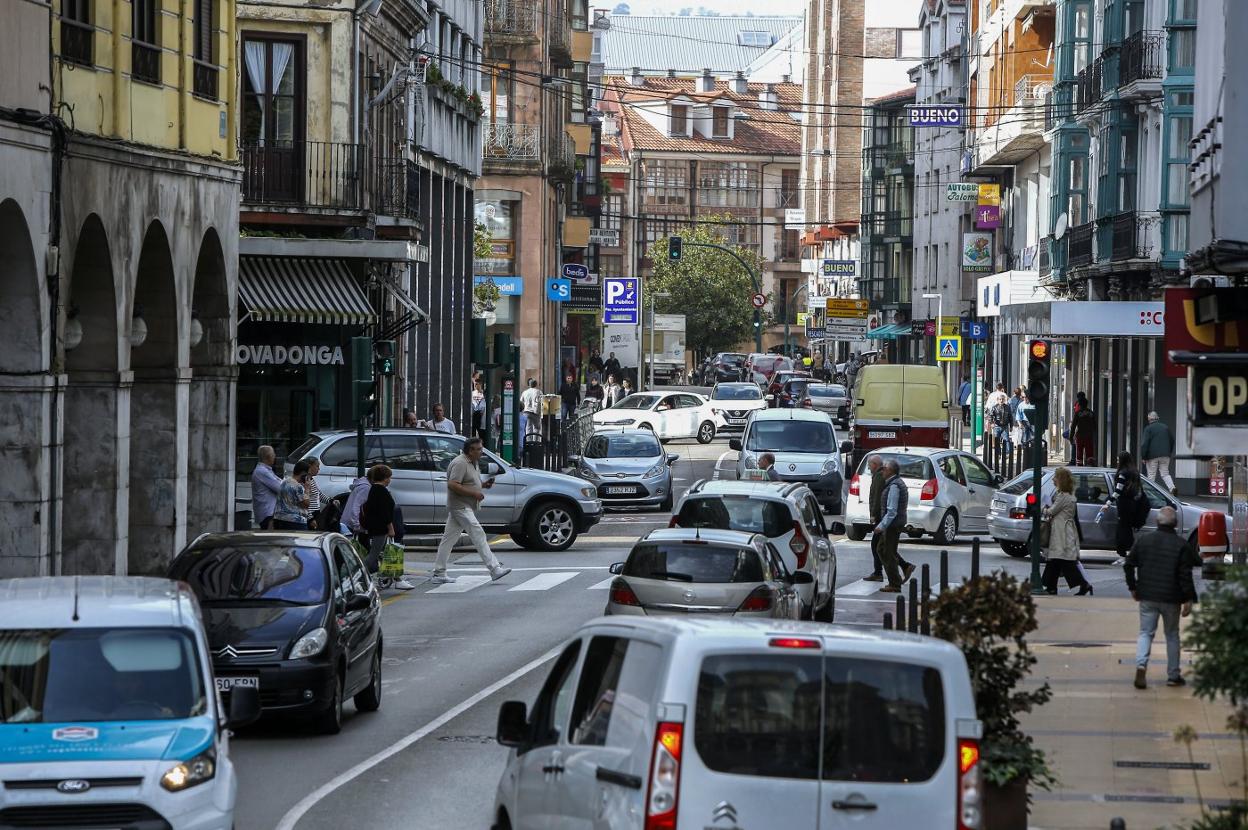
[492,617,983,830]
[0,576,260,830]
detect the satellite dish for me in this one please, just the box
[1054,212,1069,240]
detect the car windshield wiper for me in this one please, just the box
[648,571,694,582]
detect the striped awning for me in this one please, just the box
[866,323,911,339]
[239,257,377,326]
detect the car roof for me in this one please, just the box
[185,530,336,550]
[307,428,466,441]
[641,527,763,547]
[867,446,957,458]
[685,479,807,500]
[749,407,834,423]
[590,427,660,436]
[0,576,201,630]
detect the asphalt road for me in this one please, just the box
[229,434,1135,830]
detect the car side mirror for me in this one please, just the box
[609,562,624,575]
[840,440,853,454]
[994,474,1005,485]
[567,454,580,464]
[667,454,679,465]
[346,593,371,612]
[828,520,846,535]
[789,570,815,585]
[225,685,262,730]
[729,438,742,451]
[496,700,530,748]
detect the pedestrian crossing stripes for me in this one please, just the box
[427,575,492,594]
[508,572,578,592]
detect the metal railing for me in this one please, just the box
[548,130,576,178]
[484,0,538,37]
[242,141,364,210]
[193,59,218,100]
[132,42,160,84]
[1119,30,1164,87]
[1014,73,1051,106]
[60,16,93,65]
[1039,235,1052,277]
[862,211,914,238]
[1075,56,1103,113]
[548,0,571,57]
[482,122,541,161]
[372,157,420,219]
[1068,221,1094,266]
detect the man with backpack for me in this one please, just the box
[1100,451,1151,565]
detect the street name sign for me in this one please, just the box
[588,228,619,246]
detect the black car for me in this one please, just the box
[709,352,747,382]
[168,531,382,734]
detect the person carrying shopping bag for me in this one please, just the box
[1041,466,1094,595]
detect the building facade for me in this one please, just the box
[0,0,240,576]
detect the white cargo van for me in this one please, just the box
[0,576,259,830]
[491,617,983,830]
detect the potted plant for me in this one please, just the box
[931,574,1055,829]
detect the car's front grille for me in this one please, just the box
[726,410,746,418]
[3,778,142,791]
[0,803,169,828]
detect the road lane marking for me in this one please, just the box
[450,565,611,572]
[509,572,579,591]
[273,645,563,830]
[711,449,735,481]
[428,575,491,593]
[836,579,880,597]
[588,577,616,590]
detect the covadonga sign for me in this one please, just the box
[237,344,346,366]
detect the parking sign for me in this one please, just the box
[603,277,640,325]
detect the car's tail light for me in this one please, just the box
[668,515,680,528]
[609,579,641,607]
[802,398,813,408]
[921,478,939,501]
[848,474,861,497]
[645,722,683,830]
[957,738,982,829]
[789,521,810,569]
[737,585,775,612]
[769,637,820,649]
[1009,508,1028,520]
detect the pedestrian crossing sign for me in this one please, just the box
[937,335,962,362]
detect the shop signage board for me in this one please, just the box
[962,232,993,272]
[561,263,588,281]
[1191,366,1248,427]
[546,278,572,302]
[1163,287,1248,377]
[937,335,962,362]
[473,275,523,296]
[947,183,979,202]
[784,209,806,226]
[821,260,856,277]
[566,284,601,312]
[975,204,1001,229]
[977,184,1001,206]
[236,344,345,366]
[939,316,960,337]
[501,379,516,462]
[603,277,640,324]
[588,228,619,246]
[967,321,989,340]
[908,106,963,127]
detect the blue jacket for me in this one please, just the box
[250,462,282,524]
[958,381,972,406]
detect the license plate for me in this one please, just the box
[868,431,896,439]
[603,486,633,495]
[215,676,259,692]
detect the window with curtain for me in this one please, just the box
[1071,1,1092,75]
[242,38,299,146]
[132,0,159,84]
[61,0,93,65]
[481,62,512,123]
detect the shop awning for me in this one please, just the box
[239,257,377,326]
[866,323,910,339]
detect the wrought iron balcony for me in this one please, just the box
[1110,211,1158,261]
[482,122,541,162]
[132,42,160,84]
[1014,73,1051,106]
[1075,56,1103,113]
[1068,221,1094,267]
[1119,30,1164,88]
[1039,235,1052,277]
[241,142,419,220]
[548,0,571,60]
[484,0,538,39]
[548,131,576,180]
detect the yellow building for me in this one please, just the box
[0,0,242,577]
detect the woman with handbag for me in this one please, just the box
[1042,466,1093,595]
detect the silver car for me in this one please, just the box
[572,429,677,512]
[802,382,850,426]
[844,446,1005,545]
[989,467,1221,557]
[288,429,602,551]
[604,528,809,618]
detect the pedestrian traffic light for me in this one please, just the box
[351,337,374,422]
[373,339,396,375]
[669,236,682,262]
[1027,339,1051,404]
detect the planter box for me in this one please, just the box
[983,776,1028,830]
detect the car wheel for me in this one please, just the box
[509,531,531,547]
[813,594,835,623]
[697,421,716,444]
[315,672,344,735]
[934,510,959,546]
[658,490,674,512]
[526,501,577,551]
[999,540,1030,558]
[353,644,382,713]
[846,524,867,541]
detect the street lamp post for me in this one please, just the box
[783,283,809,357]
[922,292,946,395]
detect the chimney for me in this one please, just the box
[781,73,791,84]
[629,66,644,86]
[667,68,676,78]
[758,83,778,110]
[699,68,715,93]
[731,70,748,94]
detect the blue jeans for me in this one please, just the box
[1137,600,1182,679]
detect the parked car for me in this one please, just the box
[731,408,846,513]
[593,392,718,444]
[169,531,381,734]
[492,617,982,830]
[288,429,602,551]
[706,381,768,433]
[604,528,807,619]
[0,576,261,830]
[803,381,851,426]
[573,428,678,512]
[844,447,1004,545]
[671,479,840,621]
[988,466,1227,557]
[848,364,951,471]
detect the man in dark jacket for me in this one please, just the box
[1139,411,1177,494]
[559,372,581,419]
[864,454,912,582]
[873,459,915,593]
[1124,507,1201,689]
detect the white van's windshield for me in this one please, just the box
[746,420,834,454]
[0,628,207,723]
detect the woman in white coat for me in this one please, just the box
[1042,466,1094,595]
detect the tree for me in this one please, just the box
[473,221,492,261]
[646,219,768,360]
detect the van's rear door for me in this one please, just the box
[678,649,822,828]
[818,653,954,828]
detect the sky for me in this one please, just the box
[599,0,807,18]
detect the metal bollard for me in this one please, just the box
[882,612,893,630]
[908,579,919,633]
[1110,820,1126,830]
[940,549,949,592]
[920,564,931,636]
[971,537,981,581]
[896,595,905,632]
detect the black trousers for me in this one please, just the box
[871,526,910,574]
[1042,559,1089,592]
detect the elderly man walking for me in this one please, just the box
[250,445,283,530]
[873,458,914,593]
[1139,411,1177,494]
[431,437,512,584]
[1124,507,1201,689]
[864,454,913,582]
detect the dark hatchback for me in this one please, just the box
[168,531,382,734]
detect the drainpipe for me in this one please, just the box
[225,0,237,160]
[179,0,190,150]
[113,0,125,137]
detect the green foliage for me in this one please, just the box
[646,219,768,357]
[474,222,493,261]
[931,574,1055,790]
[1186,567,1248,707]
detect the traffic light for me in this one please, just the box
[351,336,374,422]
[1027,339,1051,404]
[669,236,683,262]
[373,339,396,375]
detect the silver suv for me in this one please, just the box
[288,429,602,551]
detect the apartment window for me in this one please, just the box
[131,0,160,84]
[1071,1,1092,74]
[718,221,760,251]
[898,29,922,59]
[482,62,513,123]
[1162,96,1193,209]
[642,159,689,208]
[1118,123,1138,212]
[778,279,799,323]
[1167,0,1196,74]
[642,217,677,247]
[1069,155,1088,223]
[670,105,688,136]
[193,0,217,99]
[1124,0,1144,36]
[599,254,624,277]
[697,162,760,208]
[780,169,799,208]
[241,37,302,146]
[780,229,801,261]
[601,194,622,232]
[712,106,729,138]
[61,0,93,66]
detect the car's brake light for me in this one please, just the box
[921,478,939,501]
[645,722,683,830]
[668,515,680,528]
[802,398,812,407]
[848,474,860,497]
[609,579,641,607]
[957,738,982,829]
[769,637,820,649]
[737,585,775,612]
[789,520,810,568]
[1009,508,1028,520]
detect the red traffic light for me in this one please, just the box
[1025,493,1038,506]
[1030,339,1050,360]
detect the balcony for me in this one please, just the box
[1075,56,1103,114]
[482,122,541,165]
[548,131,576,180]
[1119,30,1164,93]
[862,211,913,240]
[484,0,538,40]
[973,86,1046,168]
[1110,211,1159,261]
[775,189,800,209]
[241,142,419,220]
[1039,235,1052,278]
[1068,221,1094,267]
[548,0,571,64]
[193,60,218,101]
[1014,73,1050,107]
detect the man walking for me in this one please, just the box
[845,352,862,393]
[1124,507,1201,689]
[519,378,542,451]
[432,437,511,584]
[250,445,283,530]
[873,459,914,593]
[758,452,781,481]
[1140,411,1177,494]
[604,351,621,380]
[864,454,914,583]
[958,377,972,425]
[559,372,581,419]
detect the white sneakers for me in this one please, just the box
[430,573,457,584]
[394,579,415,590]
[490,566,512,581]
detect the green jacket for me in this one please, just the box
[1139,420,1174,461]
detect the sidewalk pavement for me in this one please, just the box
[1026,596,1245,829]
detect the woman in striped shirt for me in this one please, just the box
[305,456,323,529]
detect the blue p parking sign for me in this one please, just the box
[603,277,639,324]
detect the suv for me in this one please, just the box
[671,480,839,621]
[706,352,747,383]
[730,408,847,514]
[493,617,982,830]
[288,429,602,551]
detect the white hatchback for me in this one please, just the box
[593,392,718,443]
[492,617,984,830]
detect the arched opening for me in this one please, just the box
[187,228,236,537]
[61,214,125,575]
[127,220,185,575]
